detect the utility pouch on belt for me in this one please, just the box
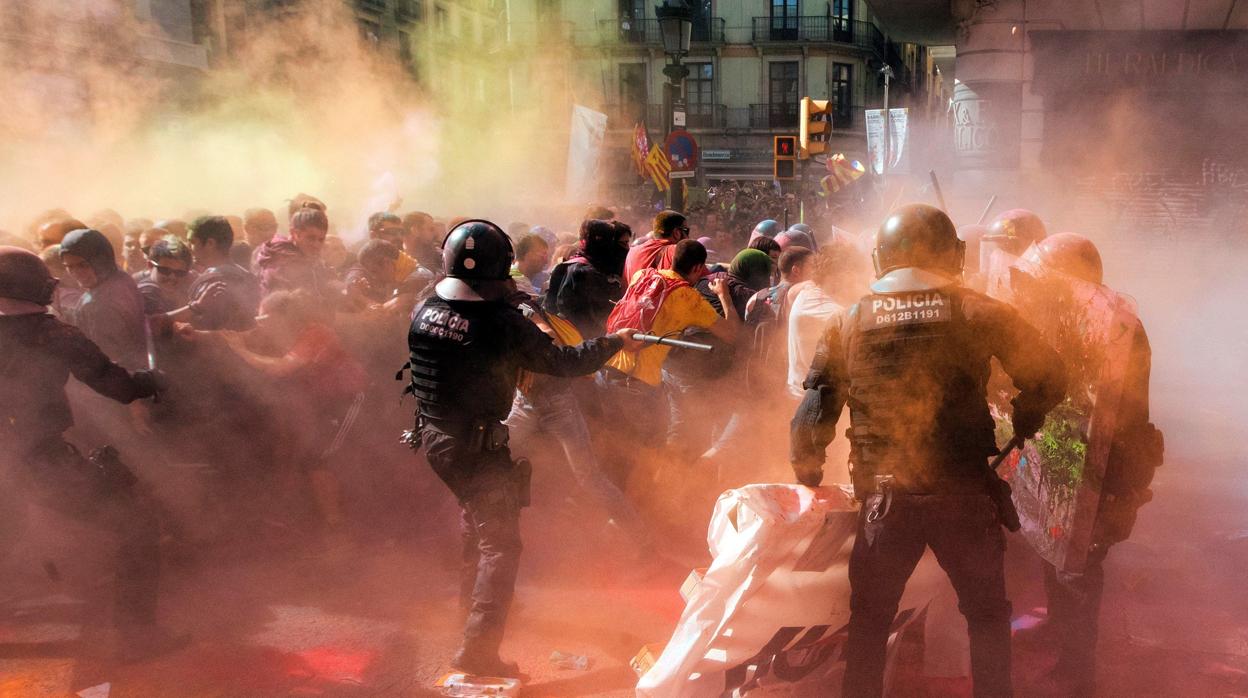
[87,446,138,493]
[466,420,510,453]
[513,457,532,508]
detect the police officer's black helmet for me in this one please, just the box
[436,219,516,302]
[0,246,58,306]
[872,204,965,278]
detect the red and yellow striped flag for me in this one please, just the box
[645,143,671,192]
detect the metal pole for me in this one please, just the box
[881,70,890,176]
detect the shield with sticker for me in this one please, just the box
[985,250,1138,573]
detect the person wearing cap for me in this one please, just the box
[0,246,188,662]
[405,219,644,678]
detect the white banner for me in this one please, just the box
[566,104,609,204]
[865,108,909,175]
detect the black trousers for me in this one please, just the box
[15,438,161,629]
[844,492,1013,698]
[421,423,523,659]
[1042,544,1110,686]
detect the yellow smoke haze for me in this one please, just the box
[0,0,579,238]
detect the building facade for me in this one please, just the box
[497,0,952,188]
[867,0,1248,237]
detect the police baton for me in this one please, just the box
[631,333,714,352]
[144,317,161,403]
[990,435,1025,472]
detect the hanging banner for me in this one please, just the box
[865,108,909,175]
[566,104,608,204]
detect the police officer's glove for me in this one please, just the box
[1012,409,1046,441]
[132,370,168,401]
[793,461,824,488]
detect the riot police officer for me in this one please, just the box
[1014,233,1164,696]
[0,247,186,662]
[407,220,642,678]
[790,205,1067,697]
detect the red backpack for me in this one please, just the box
[606,268,689,337]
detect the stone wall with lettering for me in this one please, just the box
[1064,159,1248,240]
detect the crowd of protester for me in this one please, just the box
[0,196,871,557]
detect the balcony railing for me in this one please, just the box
[597,17,726,46]
[604,103,727,129]
[751,103,799,129]
[605,103,864,131]
[751,17,884,54]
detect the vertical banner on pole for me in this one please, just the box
[566,105,609,204]
[865,108,909,175]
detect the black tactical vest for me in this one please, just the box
[845,287,990,489]
[407,295,516,423]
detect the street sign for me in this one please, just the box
[674,111,686,127]
[665,129,699,179]
[702,149,732,161]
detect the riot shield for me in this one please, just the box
[985,249,1139,573]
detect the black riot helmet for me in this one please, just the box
[872,204,965,278]
[435,219,516,302]
[0,246,58,306]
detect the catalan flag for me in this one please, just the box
[645,143,671,192]
[820,153,866,195]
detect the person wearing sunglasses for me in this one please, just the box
[622,209,691,285]
[137,237,196,315]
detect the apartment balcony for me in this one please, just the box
[596,17,726,46]
[750,103,799,130]
[603,103,727,130]
[751,17,885,55]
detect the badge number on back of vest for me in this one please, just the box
[863,292,951,329]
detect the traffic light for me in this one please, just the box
[800,97,831,158]
[774,135,797,180]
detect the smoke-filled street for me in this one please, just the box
[2,1,1248,697]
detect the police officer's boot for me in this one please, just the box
[452,622,523,679]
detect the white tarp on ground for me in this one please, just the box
[637,484,963,697]
[565,105,608,205]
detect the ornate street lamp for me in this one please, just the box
[656,1,692,210]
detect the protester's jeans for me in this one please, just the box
[595,370,667,451]
[1042,544,1110,684]
[20,438,161,630]
[844,492,1012,698]
[505,388,649,545]
[420,423,523,659]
